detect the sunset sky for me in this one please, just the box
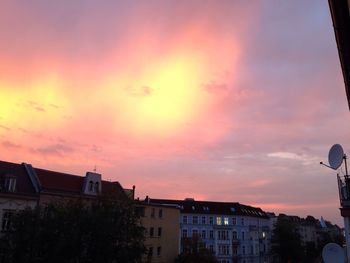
[1,0,350,225]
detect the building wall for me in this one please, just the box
[180,213,271,263]
[140,204,180,263]
[0,196,37,232]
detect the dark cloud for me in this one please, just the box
[2,140,21,149]
[0,125,11,131]
[36,144,75,157]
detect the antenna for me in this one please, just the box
[328,144,344,170]
[322,243,345,263]
[320,144,348,176]
[93,165,97,172]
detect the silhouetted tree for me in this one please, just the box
[0,195,145,263]
[175,235,218,263]
[271,217,305,263]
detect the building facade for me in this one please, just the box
[136,201,180,263]
[149,198,271,263]
[0,160,128,234]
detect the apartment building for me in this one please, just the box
[135,201,180,263]
[149,198,271,263]
[0,160,128,233]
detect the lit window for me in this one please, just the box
[224,217,229,225]
[262,231,266,238]
[216,217,222,225]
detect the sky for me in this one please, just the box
[0,0,350,226]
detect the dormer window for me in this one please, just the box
[94,182,99,193]
[2,175,16,192]
[88,181,94,192]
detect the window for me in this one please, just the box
[4,176,16,192]
[151,208,155,218]
[94,182,99,193]
[201,230,206,239]
[218,245,229,255]
[250,245,254,255]
[232,231,237,239]
[192,229,198,237]
[150,227,154,237]
[157,246,161,256]
[183,215,187,224]
[209,245,214,253]
[241,217,244,226]
[158,227,162,237]
[88,180,93,191]
[233,246,238,255]
[148,247,153,257]
[202,216,206,224]
[218,230,229,240]
[232,217,236,225]
[193,216,198,224]
[216,217,222,225]
[209,216,213,225]
[242,231,245,240]
[182,229,188,238]
[209,230,214,239]
[1,210,14,231]
[224,217,229,225]
[158,209,163,218]
[242,246,245,255]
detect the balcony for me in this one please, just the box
[249,225,258,232]
[337,175,350,207]
[232,239,240,246]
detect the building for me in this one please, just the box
[0,160,128,232]
[135,200,180,263]
[149,198,271,263]
[328,0,350,109]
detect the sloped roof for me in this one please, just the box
[34,168,83,194]
[34,167,126,198]
[149,198,269,218]
[0,160,37,196]
[0,160,127,199]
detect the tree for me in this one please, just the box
[271,217,305,263]
[0,195,145,263]
[174,236,218,263]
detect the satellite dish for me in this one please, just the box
[322,243,345,263]
[328,144,344,170]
